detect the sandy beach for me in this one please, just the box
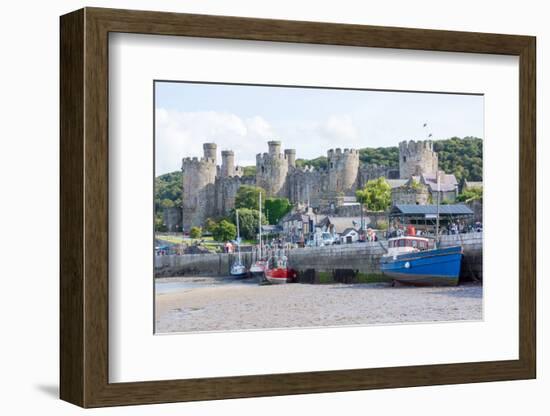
[155,277,482,333]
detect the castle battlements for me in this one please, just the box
[399,139,434,153]
[182,156,216,167]
[399,139,438,179]
[327,148,359,157]
[256,152,286,162]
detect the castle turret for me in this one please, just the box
[181,143,218,230]
[327,148,359,194]
[285,148,296,168]
[203,142,217,161]
[268,140,281,156]
[399,140,438,179]
[221,150,235,177]
[256,140,289,197]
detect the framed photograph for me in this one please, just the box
[60,7,536,407]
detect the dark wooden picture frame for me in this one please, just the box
[60,7,536,408]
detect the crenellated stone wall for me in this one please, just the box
[399,140,438,179]
[327,148,360,194]
[255,141,290,197]
[287,166,328,207]
[181,143,217,229]
[179,140,444,230]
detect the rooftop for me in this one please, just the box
[387,179,408,188]
[390,204,474,216]
[341,227,359,236]
[319,216,363,233]
[421,172,458,192]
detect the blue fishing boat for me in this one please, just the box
[380,235,462,286]
[382,172,465,286]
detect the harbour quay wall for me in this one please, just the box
[155,232,483,281]
[439,232,483,281]
[155,252,256,277]
[154,243,386,278]
[288,241,387,273]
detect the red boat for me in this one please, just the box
[264,254,297,284]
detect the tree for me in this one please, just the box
[457,186,483,203]
[212,220,237,242]
[189,226,202,239]
[359,146,399,167]
[234,185,266,211]
[231,208,267,240]
[409,179,422,190]
[204,218,217,234]
[355,177,392,212]
[295,156,328,170]
[160,198,175,209]
[433,137,482,182]
[154,213,167,232]
[155,171,182,211]
[264,198,292,224]
[242,166,256,177]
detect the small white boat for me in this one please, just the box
[230,261,248,278]
[249,260,267,277]
[230,209,248,278]
[250,191,267,279]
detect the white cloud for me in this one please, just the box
[319,114,359,142]
[155,109,276,174]
[274,114,364,160]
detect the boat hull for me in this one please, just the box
[250,261,267,277]
[265,276,288,284]
[229,272,248,279]
[264,268,295,284]
[230,264,248,279]
[380,245,463,286]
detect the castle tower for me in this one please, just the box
[256,140,289,197]
[399,140,438,179]
[327,148,360,194]
[285,148,296,168]
[181,143,217,230]
[203,142,217,161]
[268,140,281,156]
[221,150,235,177]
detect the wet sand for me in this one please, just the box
[155,277,483,333]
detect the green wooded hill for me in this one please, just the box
[155,136,482,207]
[155,171,182,212]
[432,137,482,182]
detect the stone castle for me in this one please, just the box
[180,139,441,230]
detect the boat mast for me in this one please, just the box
[236,209,242,263]
[435,171,440,247]
[259,191,262,259]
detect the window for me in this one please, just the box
[403,156,407,162]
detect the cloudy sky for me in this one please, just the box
[155,81,483,175]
